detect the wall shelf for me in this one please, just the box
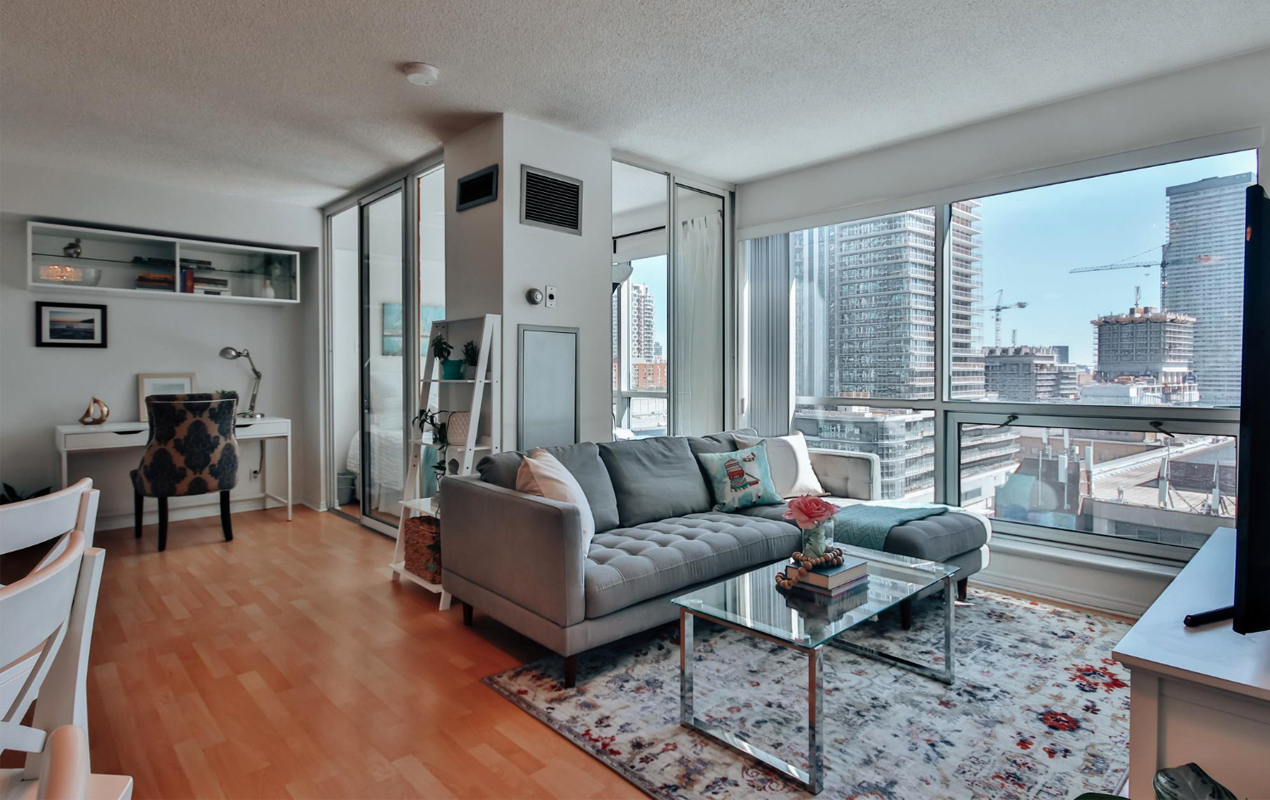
[27,221,301,305]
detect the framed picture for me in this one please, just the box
[137,372,196,421]
[35,302,107,348]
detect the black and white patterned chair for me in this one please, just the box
[131,392,239,552]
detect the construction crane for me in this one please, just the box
[986,289,1027,348]
[1069,244,1171,292]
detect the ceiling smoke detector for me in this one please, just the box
[403,62,440,86]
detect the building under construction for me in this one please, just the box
[1090,303,1198,405]
[984,346,1080,402]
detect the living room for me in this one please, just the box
[2,2,1269,799]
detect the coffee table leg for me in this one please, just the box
[808,645,823,793]
[944,574,956,684]
[680,608,694,725]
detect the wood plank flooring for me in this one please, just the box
[76,508,644,800]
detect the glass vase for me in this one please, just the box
[801,519,833,559]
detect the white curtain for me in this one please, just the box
[673,210,724,434]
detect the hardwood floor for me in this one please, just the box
[78,507,644,800]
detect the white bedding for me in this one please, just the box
[345,424,404,491]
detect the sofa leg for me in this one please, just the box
[957,577,968,602]
[461,601,473,627]
[899,598,913,630]
[563,654,577,688]
[219,491,234,542]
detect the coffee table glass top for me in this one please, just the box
[671,544,958,650]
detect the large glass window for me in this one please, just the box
[744,145,1255,556]
[966,150,1256,408]
[792,207,942,401]
[958,422,1235,549]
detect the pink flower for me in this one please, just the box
[783,495,837,530]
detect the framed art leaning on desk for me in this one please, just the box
[137,373,195,421]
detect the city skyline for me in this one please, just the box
[976,150,1256,371]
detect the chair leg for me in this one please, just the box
[219,491,234,542]
[157,497,169,552]
[563,655,577,689]
[461,601,473,627]
[134,492,143,539]
[957,577,969,602]
[899,598,913,630]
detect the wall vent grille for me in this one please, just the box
[521,166,582,235]
[456,165,498,211]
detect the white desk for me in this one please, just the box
[55,416,292,521]
[1113,527,1270,798]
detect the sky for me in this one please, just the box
[976,150,1258,366]
[630,254,669,349]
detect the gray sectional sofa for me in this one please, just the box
[441,429,990,686]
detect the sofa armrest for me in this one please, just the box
[807,449,881,501]
[439,476,587,627]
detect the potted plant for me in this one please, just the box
[461,340,480,379]
[413,408,451,489]
[432,334,465,380]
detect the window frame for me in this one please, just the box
[774,133,1257,564]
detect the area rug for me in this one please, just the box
[483,589,1131,799]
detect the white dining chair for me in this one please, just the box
[0,479,131,800]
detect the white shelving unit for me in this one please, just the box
[27,221,300,305]
[390,314,502,603]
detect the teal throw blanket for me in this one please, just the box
[832,502,948,551]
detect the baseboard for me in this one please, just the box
[98,494,287,533]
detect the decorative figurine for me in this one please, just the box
[78,396,110,425]
[63,238,83,258]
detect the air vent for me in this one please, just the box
[521,166,582,235]
[456,165,498,211]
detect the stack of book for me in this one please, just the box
[784,555,869,598]
[179,267,229,295]
[135,272,175,291]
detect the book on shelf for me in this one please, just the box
[786,555,868,590]
[131,257,176,268]
[193,286,226,296]
[179,258,212,267]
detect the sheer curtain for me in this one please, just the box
[672,200,724,434]
[744,234,791,436]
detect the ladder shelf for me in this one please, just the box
[389,314,502,607]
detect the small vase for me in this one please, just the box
[464,362,478,380]
[260,279,276,299]
[801,519,834,560]
[441,359,465,380]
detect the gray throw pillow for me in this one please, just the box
[598,436,712,527]
[477,442,620,532]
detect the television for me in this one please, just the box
[1234,183,1270,634]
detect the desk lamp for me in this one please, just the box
[219,346,265,418]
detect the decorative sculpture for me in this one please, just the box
[77,396,110,425]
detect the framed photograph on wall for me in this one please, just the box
[35,302,107,348]
[382,302,403,356]
[137,372,196,421]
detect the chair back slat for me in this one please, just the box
[0,529,85,754]
[1,479,97,555]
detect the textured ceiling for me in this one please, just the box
[4,0,1270,207]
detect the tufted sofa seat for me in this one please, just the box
[584,513,800,618]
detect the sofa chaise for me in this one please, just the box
[441,429,990,686]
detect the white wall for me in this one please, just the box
[501,115,613,445]
[443,115,613,448]
[738,48,1269,238]
[0,160,323,529]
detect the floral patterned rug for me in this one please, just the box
[483,589,1131,799]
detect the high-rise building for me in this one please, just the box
[629,283,657,360]
[1162,172,1254,406]
[1091,304,1197,405]
[791,203,984,400]
[790,204,1000,500]
[984,346,1080,402]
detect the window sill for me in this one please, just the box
[977,533,1181,618]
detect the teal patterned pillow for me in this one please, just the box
[697,443,784,513]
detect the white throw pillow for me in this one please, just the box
[734,432,826,498]
[515,449,596,549]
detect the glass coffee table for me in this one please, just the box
[671,545,959,794]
